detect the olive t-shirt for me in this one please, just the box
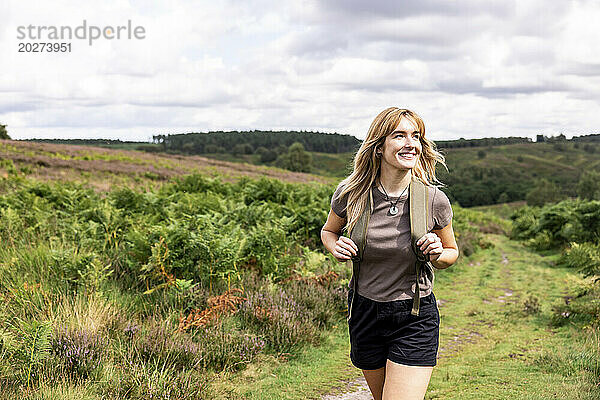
[330,181,453,302]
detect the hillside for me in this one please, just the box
[200,140,600,207]
[0,139,335,194]
[5,138,600,208]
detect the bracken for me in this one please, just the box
[178,288,246,332]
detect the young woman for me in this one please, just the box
[321,107,459,400]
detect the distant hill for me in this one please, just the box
[17,132,600,207]
[0,139,333,195]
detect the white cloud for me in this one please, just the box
[1,0,599,142]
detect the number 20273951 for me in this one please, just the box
[18,43,72,53]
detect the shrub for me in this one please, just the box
[274,142,313,173]
[559,242,600,279]
[99,363,210,400]
[51,326,106,380]
[238,287,318,354]
[281,278,347,330]
[255,146,277,163]
[133,322,204,371]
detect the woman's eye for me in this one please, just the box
[394,133,420,139]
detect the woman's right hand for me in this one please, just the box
[333,236,358,262]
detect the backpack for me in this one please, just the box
[346,175,434,323]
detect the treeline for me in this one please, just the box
[20,138,143,146]
[435,136,532,148]
[18,131,600,156]
[435,132,600,149]
[571,133,600,143]
[152,130,361,155]
[154,132,544,153]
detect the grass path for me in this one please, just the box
[425,234,597,399]
[210,233,599,399]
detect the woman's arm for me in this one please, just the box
[321,209,358,261]
[421,220,459,269]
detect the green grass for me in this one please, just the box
[208,234,599,399]
[427,234,598,399]
[208,323,362,399]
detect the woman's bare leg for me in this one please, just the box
[362,366,386,400]
[382,360,433,400]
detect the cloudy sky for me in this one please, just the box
[1,1,599,142]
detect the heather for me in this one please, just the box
[0,170,493,398]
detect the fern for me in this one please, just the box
[14,320,52,389]
[141,236,175,294]
[0,328,17,361]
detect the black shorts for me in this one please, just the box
[347,288,440,369]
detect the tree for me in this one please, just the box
[576,170,600,201]
[205,144,225,153]
[232,143,247,156]
[0,124,10,140]
[255,146,277,163]
[525,178,564,207]
[275,142,313,173]
[498,192,509,204]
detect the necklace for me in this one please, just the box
[378,180,409,215]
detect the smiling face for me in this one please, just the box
[378,116,422,172]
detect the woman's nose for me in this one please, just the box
[405,135,419,147]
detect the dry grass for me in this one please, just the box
[52,294,121,335]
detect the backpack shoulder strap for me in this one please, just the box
[349,187,373,260]
[409,176,431,316]
[346,187,373,323]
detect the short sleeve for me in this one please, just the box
[330,183,348,219]
[432,187,453,230]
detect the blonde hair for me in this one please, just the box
[334,107,448,236]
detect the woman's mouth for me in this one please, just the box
[398,152,416,160]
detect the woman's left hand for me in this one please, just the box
[416,233,443,262]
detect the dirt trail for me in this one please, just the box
[321,377,371,400]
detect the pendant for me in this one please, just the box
[389,205,398,215]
